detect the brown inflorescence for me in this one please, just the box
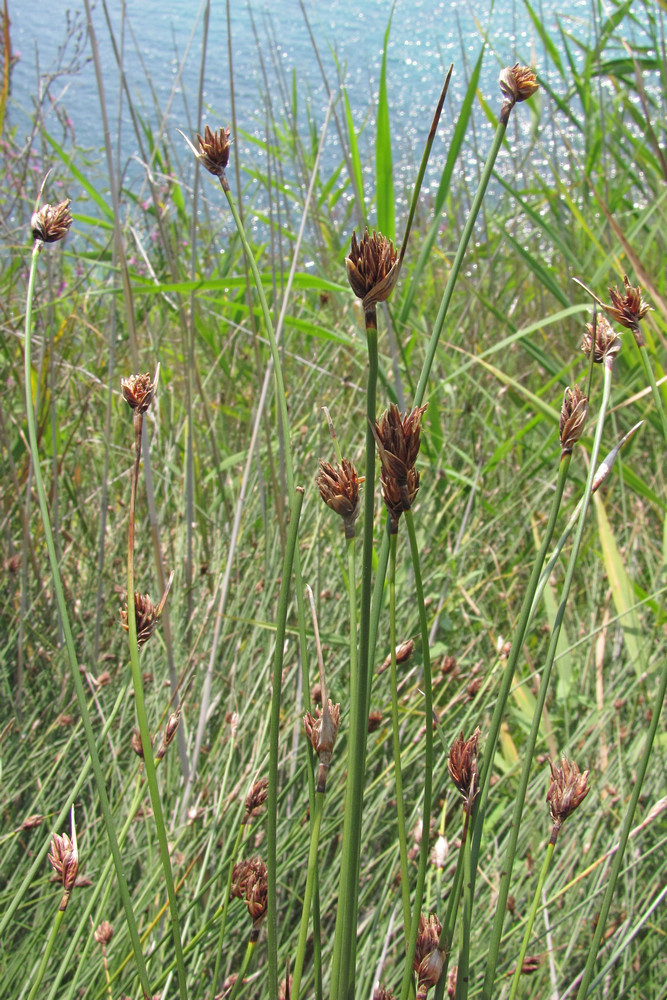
[94,921,114,945]
[230,857,268,938]
[156,710,181,761]
[546,754,590,836]
[582,315,621,365]
[196,125,231,178]
[121,592,161,646]
[604,275,651,347]
[498,64,539,124]
[304,700,341,793]
[448,728,481,813]
[413,912,445,998]
[31,199,73,244]
[346,228,400,320]
[316,458,362,538]
[121,372,156,414]
[244,777,269,822]
[559,385,588,455]
[48,830,79,910]
[374,403,427,533]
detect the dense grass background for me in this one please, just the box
[1,1,666,998]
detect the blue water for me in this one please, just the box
[7,0,601,215]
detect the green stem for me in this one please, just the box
[222,184,294,497]
[400,511,434,1000]
[347,535,358,699]
[331,320,378,1000]
[23,241,152,998]
[637,341,667,446]
[227,939,257,1000]
[481,365,613,999]
[267,486,306,1000]
[389,533,411,939]
[26,908,66,1000]
[433,808,471,1000]
[575,660,667,997]
[414,117,508,409]
[292,792,325,999]
[210,761,242,999]
[454,822,474,1000]
[126,412,188,1000]
[508,841,555,1000]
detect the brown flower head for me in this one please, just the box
[21,813,44,830]
[131,728,146,758]
[448,728,481,812]
[31,199,73,244]
[196,125,231,178]
[94,921,114,946]
[346,228,400,319]
[547,755,590,833]
[380,638,415,673]
[374,403,427,533]
[244,777,269,822]
[559,385,588,455]
[231,857,268,936]
[121,372,155,414]
[604,275,651,347]
[582,315,622,365]
[316,458,362,538]
[413,913,444,998]
[373,989,396,1000]
[156,710,181,760]
[48,828,79,910]
[304,700,341,793]
[121,592,161,646]
[499,64,539,124]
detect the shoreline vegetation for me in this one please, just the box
[2,3,666,1000]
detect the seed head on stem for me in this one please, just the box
[413,913,445,998]
[374,403,427,533]
[546,754,590,841]
[346,228,400,324]
[605,275,651,347]
[121,372,156,414]
[448,728,481,814]
[316,458,363,538]
[582,315,622,365]
[498,64,539,125]
[179,125,232,190]
[559,385,588,455]
[47,808,79,911]
[31,199,73,245]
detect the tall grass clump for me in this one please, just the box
[1,2,666,999]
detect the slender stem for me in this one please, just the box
[126,412,188,1000]
[331,320,378,1000]
[347,536,358,697]
[26,909,65,1000]
[575,652,667,997]
[481,366,613,999]
[227,939,257,1000]
[414,117,508,409]
[222,184,294,497]
[388,532,411,939]
[23,241,152,997]
[454,823,474,1000]
[508,841,555,1000]
[400,511,434,1000]
[267,486,306,1000]
[637,341,667,445]
[433,807,471,1000]
[291,792,325,999]
[211,814,244,999]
